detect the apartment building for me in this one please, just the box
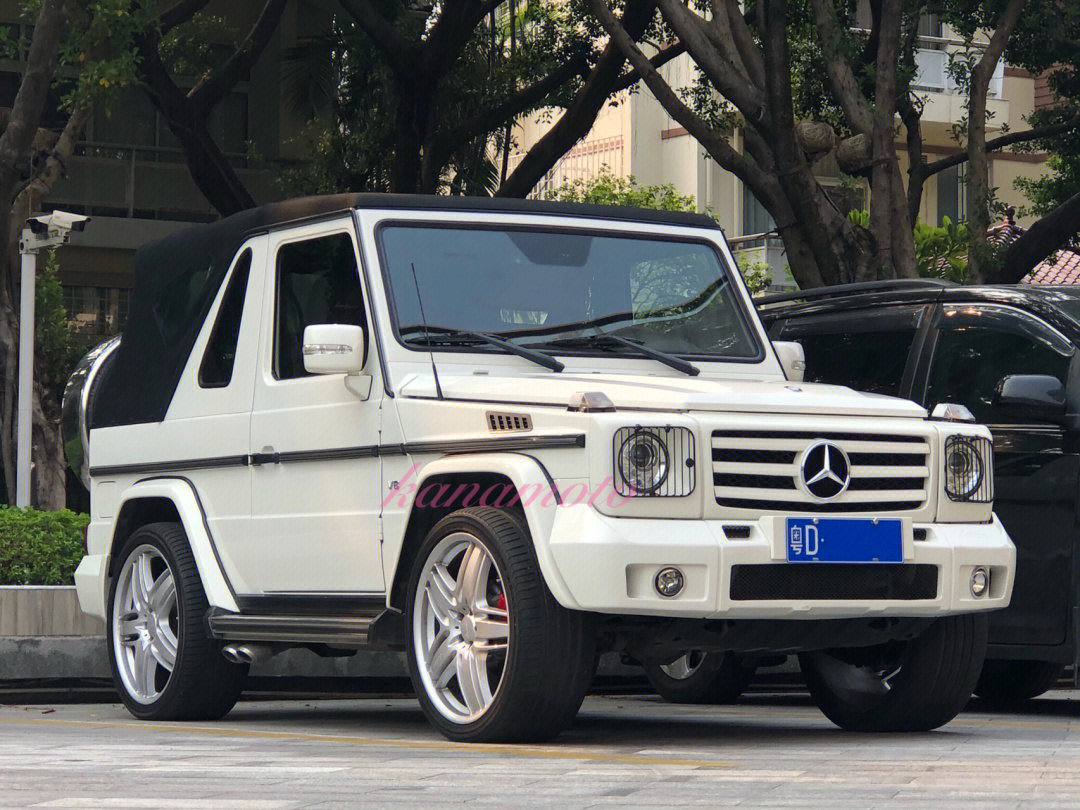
[0,0,324,344]
[512,14,1054,289]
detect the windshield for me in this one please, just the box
[378,224,762,361]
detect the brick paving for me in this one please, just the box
[2,691,1078,809]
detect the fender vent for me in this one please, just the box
[486,412,533,433]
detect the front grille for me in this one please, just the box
[712,429,930,514]
[730,564,939,601]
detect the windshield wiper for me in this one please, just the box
[400,325,564,372]
[536,333,700,377]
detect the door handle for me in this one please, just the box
[249,449,280,466]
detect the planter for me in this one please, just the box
[0,586,103,637]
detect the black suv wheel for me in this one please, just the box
[799,614,987,732]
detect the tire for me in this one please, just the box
[799,613,988,732]
[644,651,757,704]
[107,522,248,720]
[405,507,595,743]
[974,659,1064,705]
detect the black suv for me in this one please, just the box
[759,280,1080,704]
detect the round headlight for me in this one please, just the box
[945,439,983,499]
[617,429,670,494]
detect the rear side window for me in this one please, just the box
[199,249,252,388]
[776,306,924,397]
[274,233,366,380]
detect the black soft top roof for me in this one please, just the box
[91,194,717,428]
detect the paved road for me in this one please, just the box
[3,691,1079,809]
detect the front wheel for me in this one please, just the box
[107,522,248,720]
[644,651,757,704]
[406,507,595,743]
[974,659,1064,705]
[799,613,988,732]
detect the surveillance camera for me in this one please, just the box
[20,210,90,252]
[26,211,89,234]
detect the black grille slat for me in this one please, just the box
[848,452,927,466]
[711,430,925,443]
[712,448,797,464]
[715,498,924,513]
[730,564,938,601]
[713,473,797,489]
[848,477,924,491]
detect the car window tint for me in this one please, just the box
[777,307,923,397]
[274,233,366,380]
[927,308,1072,424]
[199,250,252,388]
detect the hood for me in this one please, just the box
[397,372,928,419]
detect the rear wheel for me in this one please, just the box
[799,614,988,732]
[644,651,757,704]
[406,507,595,742]
[108,522,248,720]
[974,659,1064,705]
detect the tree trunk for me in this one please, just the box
[966,0,1026,282]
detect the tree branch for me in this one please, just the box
[1000,190,1080,283]
[586,0,773,197]
[611,40,685,93]
[922,115,1080,178]
[157,0,213,33]
[809,0,873,134]
[191,0,289,110]
[653,0,769,129]
[338,0,415,71]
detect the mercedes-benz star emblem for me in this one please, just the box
[798,441,851,500]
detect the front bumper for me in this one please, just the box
[545,505,1014,619]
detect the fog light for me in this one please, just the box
[970,567,989,598]
[654,567,685,598]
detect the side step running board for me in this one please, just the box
[208,611,375,646]
[207,607,406,649]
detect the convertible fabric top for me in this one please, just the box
[90,193,718,428]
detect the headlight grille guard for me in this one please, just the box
[612,425,696,497]
[943,434,994,503]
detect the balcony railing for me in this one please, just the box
[508,136,625,199]
[913,47,1005,99]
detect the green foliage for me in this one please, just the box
[543,171,698,211]
[279,0,600,195]
[846,208,870,228]
[35,251,82,404]
[0,506,88,585]
[737,258,773,295]
[914,217,972,283]
[58,1,157,110]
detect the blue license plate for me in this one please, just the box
[786,518,903,563]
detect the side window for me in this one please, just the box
[274,233,366,380]
[926,306,1072,423]
[776,306,924,398]
[199,249,252,388]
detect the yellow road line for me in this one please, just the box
[0,716,733,769]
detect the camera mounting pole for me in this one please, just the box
[16,211,89,507]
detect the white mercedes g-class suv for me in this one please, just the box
[65,194,1014,742]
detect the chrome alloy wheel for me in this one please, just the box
[660,651,706,681]
[413,532,510,723]
[111,544,178,704]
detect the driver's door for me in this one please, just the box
[234,219,385,598]
[918,303,1078,649]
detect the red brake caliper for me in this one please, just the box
[494,592,507,613]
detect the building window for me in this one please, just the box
[937,163,967,225]
[741,184,775,236]
[62,286,131,342]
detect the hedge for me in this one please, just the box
[0,507,88,586]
